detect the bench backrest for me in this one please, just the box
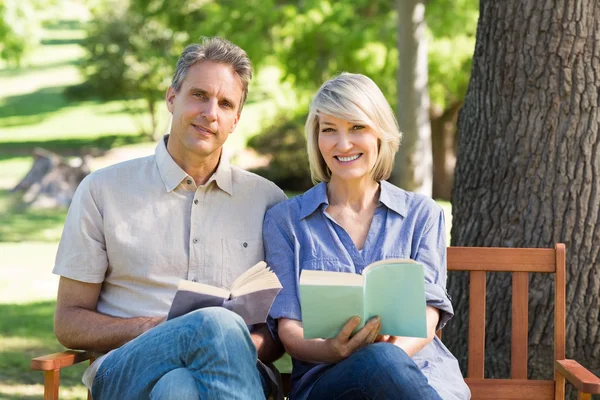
[446,244,566,400]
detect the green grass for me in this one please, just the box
[0,239,87,399]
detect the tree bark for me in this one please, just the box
[431,101,461,200]
[446,0,600,387]
[392,0,433,196]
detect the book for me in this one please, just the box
[167,261,283,326]
[299,259,427,339]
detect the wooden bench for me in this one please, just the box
[32,244,600,399]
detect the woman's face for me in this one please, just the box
[318,113,379,183]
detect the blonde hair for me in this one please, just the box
[171,37,252,112]
[305,72,401,183]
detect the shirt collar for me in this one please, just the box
[298,180,409,220]
[379,180,408,217]
[156,135,187,192]
[155,135,233,195]
[299,182,329,219]
[212,154,233,195]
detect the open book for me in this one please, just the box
[299,259,427,339]
[167,261,282,326]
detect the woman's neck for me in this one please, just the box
[326,177,380,213]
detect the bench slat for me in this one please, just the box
[468,271,486,379]
[511,272,528,379]
[554,244,567,399]
[465,378,554,399]
[448,247,556,272]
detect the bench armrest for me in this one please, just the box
[556,359,600,394]
[31,350,94,371]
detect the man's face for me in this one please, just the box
[166,61,243,161]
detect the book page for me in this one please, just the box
[231,261,267,290]
[178,279,230,299]
[299,270,364,286]
[230,261,282,298]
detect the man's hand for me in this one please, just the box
[321,316,381,363]
[250,323,285,364]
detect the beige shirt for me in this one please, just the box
[53,135,286,389]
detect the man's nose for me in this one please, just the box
[201,99,218,122]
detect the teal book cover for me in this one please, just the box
[299,260,427,339]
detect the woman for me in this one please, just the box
[263,73,470,399]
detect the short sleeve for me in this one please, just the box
[263,207,302,325]
[53,174,108,283]
[414,205,453,331]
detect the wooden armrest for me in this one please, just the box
[31,350,94,371]
[556,359,600,394]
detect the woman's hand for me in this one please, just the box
[321,316,381,363]
[374,334,396,343]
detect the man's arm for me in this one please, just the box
[54,277,164,353]
[250,323,284,364]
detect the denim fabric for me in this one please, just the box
[308,343,442,400]
[92,307,267,400]
[150,368,199,399]
[263,181,470,400]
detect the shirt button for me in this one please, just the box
[193,238,198,244]
[194,199,198,205]
[243,242,248,248]
[186,179,192,185]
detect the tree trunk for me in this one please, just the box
[392,0,432,196]
[12,148,90,209]
[446,0,600,388]
[431,101,461,200]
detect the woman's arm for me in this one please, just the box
[376,305,440,357]
[279,316,381,364]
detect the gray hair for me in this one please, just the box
[171,37,253,111]
[306,72,402,184]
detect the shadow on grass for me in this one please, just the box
[43,19,85,31]
[0,86,88,126]
[0,301,87,388]
[0,134,151,158]
[0,59,82,79]
[40,38,84,46]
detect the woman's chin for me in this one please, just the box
[330,170,372,183]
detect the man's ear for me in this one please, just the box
[166,86,176,113]
[230,113,241,133]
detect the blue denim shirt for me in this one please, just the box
[264,181,470,400]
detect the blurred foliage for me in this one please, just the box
[0,0,43,66]
[75,0,478,188]
[247,114,312,191]
[77,0,184,137]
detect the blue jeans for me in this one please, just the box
[92,307,269,400]
[307,343,443,400]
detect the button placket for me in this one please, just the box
[188,187,201,282]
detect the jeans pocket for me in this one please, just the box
[222,238,264,288]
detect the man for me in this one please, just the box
[53,37,287,399]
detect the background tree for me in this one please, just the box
[0,0,42,66]
[446,0,600,388]
[395,0,432,195]
[77,2,181,138]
